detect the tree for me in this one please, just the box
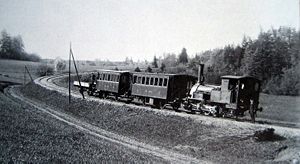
[0,30,12,58]
[27,53,41,62]
[178,48,188,64]
[36,64,54,77]
[134,67,141,72]
[160,63,166,72]
[161,53,177,67]
[146,66,152,72]
[152,56,158,68]
[0,30,41,62]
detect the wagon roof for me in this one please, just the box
[95,69,130,73]
[132,72,195,77]
[221,75,259,80]
[132,72,177,76]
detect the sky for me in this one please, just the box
[0,0,298,61]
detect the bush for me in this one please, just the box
[36,64,54,77]
[264,63,300,96]
[134,67,141,72]
[146,66,152,73]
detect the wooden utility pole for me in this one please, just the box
[69,44,71,104]
[24,66,26,85]
[25,66,33,81]
[70,47,85,99]
[68,43,85,106]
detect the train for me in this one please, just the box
[74,64,262,122]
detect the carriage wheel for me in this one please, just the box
[88,89,94,96]
[172,102,180,112]
[98,91,103,98]
[142,98,146,106]
[159,101,165,109]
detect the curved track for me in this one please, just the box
[6,76,205,163]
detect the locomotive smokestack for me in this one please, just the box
[198,64,204,85]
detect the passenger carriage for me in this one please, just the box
[96,70,131,98]
[131,72,196,108]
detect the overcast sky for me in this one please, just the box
[0,0,298,61]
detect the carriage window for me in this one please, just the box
[108,74,111,81]
[111,75,114,81]
[228,80,237,90]
[137,76,141,83]
[133,76,137,83]
[116,75,120,82]
[154,78,158,85]
[103,74,106,80]
[159,78,163,86]
[99,74,102,80]
[142,77,145,84]
[150,77,154,85]
[241,83,245,89]
[146,77,150,85]
[163,78,168,86]
[97,73,100,79]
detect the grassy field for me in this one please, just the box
[258,93,300,123]
[0,59,45,84]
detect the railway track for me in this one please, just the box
[6,81,205,163]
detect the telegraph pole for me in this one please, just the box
[70,47,85,99]
[69,43,71,104]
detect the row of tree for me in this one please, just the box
[0,30,41,62]
[148,27,299,96]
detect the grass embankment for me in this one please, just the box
[19,82,298,163]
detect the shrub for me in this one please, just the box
[134,67,141,72]
[36,64,54,77]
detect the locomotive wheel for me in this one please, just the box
[172,104,180,112]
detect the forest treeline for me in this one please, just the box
[0,30,41,62]
[151,27,300,96]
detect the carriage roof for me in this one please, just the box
[221,75,260,81]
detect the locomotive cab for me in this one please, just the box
[219,75,262,121]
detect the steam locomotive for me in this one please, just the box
[74,65,262,122]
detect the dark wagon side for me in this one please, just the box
[131,72,196,108]
[96,70,131,98]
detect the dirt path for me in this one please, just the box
[0,90,168,163]
[5,86,204,163]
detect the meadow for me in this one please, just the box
[0,59,45,84]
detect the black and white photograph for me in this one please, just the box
[0,0,299,163]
